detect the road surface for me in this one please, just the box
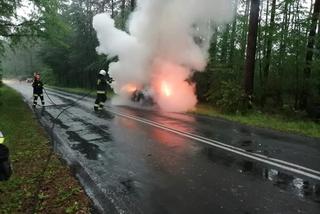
[5,80,320,214]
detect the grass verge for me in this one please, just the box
[192,104,320,138]
[0,85,91,213]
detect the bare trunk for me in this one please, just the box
[131,0,136,11]
[121,0,126,29]
[221,24,230,63]
[301,0,320,108]
[229,0,239,65]
[294,0,301,109]
[258,0,264,86]
[263,0,276,82]
[111,0,114,18]
[244,0,260,100]
[240,0,251,63]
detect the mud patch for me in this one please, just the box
[66,131,102,160]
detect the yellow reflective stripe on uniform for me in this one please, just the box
[97,79,101,85]
[97,91,106,94]
[0,131,4,144]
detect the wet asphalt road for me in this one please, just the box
[5,80,320,214]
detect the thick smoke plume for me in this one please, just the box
[93,0,234,112]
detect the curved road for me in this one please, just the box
[6,80,320,214]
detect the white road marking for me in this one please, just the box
[34,89,320,181]
[106,107,320,181]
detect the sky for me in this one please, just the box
[16,0,314,20]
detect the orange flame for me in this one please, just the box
[122,84,137,93]
[161,81,172,97]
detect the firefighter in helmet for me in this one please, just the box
[32,73,45,107]
[94,70,108,111]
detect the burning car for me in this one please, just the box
[131,87,155,106]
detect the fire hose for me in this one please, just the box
[31,87,92,213]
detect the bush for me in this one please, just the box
[41,67,57,85]
[208,80,247,113]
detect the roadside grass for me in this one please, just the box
[192,104,320,138]
[0,85,91,213]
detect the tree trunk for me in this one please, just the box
[279,1,289,70]
[263,0,276,83]
[121,0,126,29]
[294,0,301,109]
[244,0,260,100]
[220,24,230,63]
[208,28,218,64]
[316,15,320,59]
[301,0,320,108]
[240,0,251,62]
[131,0,136,11]
[111,0,114,18]
[258,0,264,87]
[229,0,239,65]
[277,0,290,106]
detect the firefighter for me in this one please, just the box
[94,70,108,111]
[32,73,45,107]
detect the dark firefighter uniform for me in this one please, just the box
[94,70,108,111]
[32,76,45,107]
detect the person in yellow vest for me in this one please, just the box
[0,131,4,144]
[0,131,12,181]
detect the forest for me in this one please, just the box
[1,0,320,115]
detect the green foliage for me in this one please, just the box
[191,0,320,115]
[41,66,56,85]
[1,40,44,78]
[1,0,319,117]
[215,81,247,113]
[0,0,60,51]
[192,104,320,138]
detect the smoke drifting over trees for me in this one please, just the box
[93,0,234,111]
[1,0,320,115]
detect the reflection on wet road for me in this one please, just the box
[6,81,320,214]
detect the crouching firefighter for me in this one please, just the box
[94,70,108,111]
[32,73,45,107]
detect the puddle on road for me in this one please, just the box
[234,139,282,157]
[50,93,115,120]
[66,131,103,160]
[202,147,320,204]
[42,109,70,129]
[72,118,112,141]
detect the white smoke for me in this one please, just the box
[93,0,234,112]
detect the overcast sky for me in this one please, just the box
[16,0,314,23]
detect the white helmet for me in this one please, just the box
[99,70,106,76]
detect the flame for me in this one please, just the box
[161,81,172,97]
[122,84,137,93]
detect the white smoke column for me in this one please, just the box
[93,0,234,112]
